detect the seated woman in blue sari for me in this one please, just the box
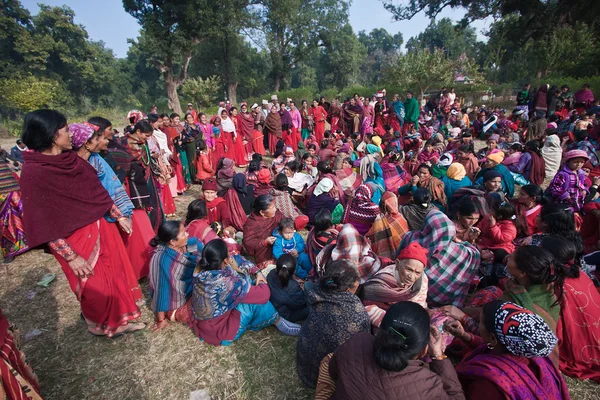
[360,144,386,204]
[189,238,301,346]
[442,163,472,200]
[475,152,515,198]
[148,220,203,332]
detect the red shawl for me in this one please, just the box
[224,188,247,231]
[529,152,546,186]
[20,151,113,247]
[205,197,226,223]
[237,113,255,142]
[186,219,219,244]
[242,210,283,264]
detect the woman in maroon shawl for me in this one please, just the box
[264,106,282,155]
[20,109,143,337]
[224,173,255,231]
[237,103,256,165]
[242,194,283,264]
[342,98,363,135]
[533,84,549,116]
[451,301,569,400]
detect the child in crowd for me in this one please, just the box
[301,153,317,178]
[417,139,440,165]
[266,254,308,323]
[476,194,517,264]
[272,218,312,279]
[502,143,523,170]
[195,139,213,182]
[547,149,590,212]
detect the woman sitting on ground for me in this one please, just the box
[267,254,308,323]
[513,184,545,238]
[442,163,472,201]
[342,183,381,235]
[306,208,339,268]
[215,157,236,197]
[224,173,255,231]
[399,188,436,231]
[398,210,480,307]
[366,191,409,259]
[148,221,202,331]
[540,235,600,382]
[317,301,465,400]
[189,238,301,346]
[269,174,309,230]
[184,199,219,245]
[316,223,385,284]
[474,152,515,198]
[242,194,283,265]
[305,177,343,224]
[296,260,370,388]
[398,163,446,210]
[452,301,569,399]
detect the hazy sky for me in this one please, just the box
[21,0,491,58]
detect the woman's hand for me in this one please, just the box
[440,305,466,320]
[488,214,496,226]
[265,236,276,245]
[466,227,481,242]
[118,218,133,235]
[255,272,267,285]
[150,319,169,333]
[443,320,470,342]
[427,326,444,357]
[411,175,420,186]
[68,256,94,279]
[289,249,299,257]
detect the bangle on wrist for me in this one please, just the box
[431,354,447,361]
[117,217,127,221]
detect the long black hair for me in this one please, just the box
[185,199,208,225]
[198,239,229,271]
[149,221,182,247]
[539,203,584,258]
[374,302,430,371]
[540,235,581,279]
[513,246,566,305]
[276,254,296,288]
[524,140,542,157]
[319,260,358,292]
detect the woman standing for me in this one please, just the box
[237,103,256,165]
[20,109,143,337]
[183,113,201,180]
[220,109,237,162]
[229,107,248,167]
[264,106,283,156]
[310,99,328,144]
[300,100,312,140]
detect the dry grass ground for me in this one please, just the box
[0,145,598,399]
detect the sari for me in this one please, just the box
[316,224,385,284]
[237,112,256,163]
[457,344,570,400]
[361,104,374,136]
[224,174,254,231]
[0,310,43,400]
[220,117,237,161]
[399,210,480,307]
[0,164,27,259]
[242,210,283,264]
[343,103,363,134]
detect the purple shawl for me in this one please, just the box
[456,344,570,400]
[306,193,339,222]
[279,109,293,127]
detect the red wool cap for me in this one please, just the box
[202,178,218,191]
[397,242,429,266]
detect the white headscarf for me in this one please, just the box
[314,178,334,196]
[541,134,562,179]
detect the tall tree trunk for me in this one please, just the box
[274,73,283,92]
[165,74,183,115]
[228,82,238,105]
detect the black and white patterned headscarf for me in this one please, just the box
[494,302,557,358]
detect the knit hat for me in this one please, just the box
[488,134,500,143]
[564,149,589,162]
[483,170,503,182]
[202,178,218,191]
[486,152,505,165]
[314,178,334,196]
[397,242,429,266]
[447,163,466,181]
[493,302,557,358]
[258,168,271,184]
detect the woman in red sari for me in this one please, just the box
[309,99,328,144]
[20,109,144,337]
[229,107,248,167]
[219,109,236,161]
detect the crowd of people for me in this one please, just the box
[1,85,600,399]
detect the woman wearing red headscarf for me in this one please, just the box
[20,109,144,337]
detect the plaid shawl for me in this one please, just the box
[316,224,384,284]
[366,215,397,259]
[335,168,362,198]
[399,210,480,307]
[382,191,409,242]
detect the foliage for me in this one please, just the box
[182,76,222,110]
[405,18,479,60]
[0,74,70,112]
[384,48,456,99]
[357,28,402,85]
[318,24,367,89]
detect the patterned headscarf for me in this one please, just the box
[493,302,557,358]
[342,184,380,225]
[69,123,95,149]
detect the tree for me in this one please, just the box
[357,28,402,85]
[319,24,366,89]
[405,18,479,60]
[182,76,222,110]
[0,74,69,112]
[384,47,455,100]
[255,0,351,92]
[123,0,221,114]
